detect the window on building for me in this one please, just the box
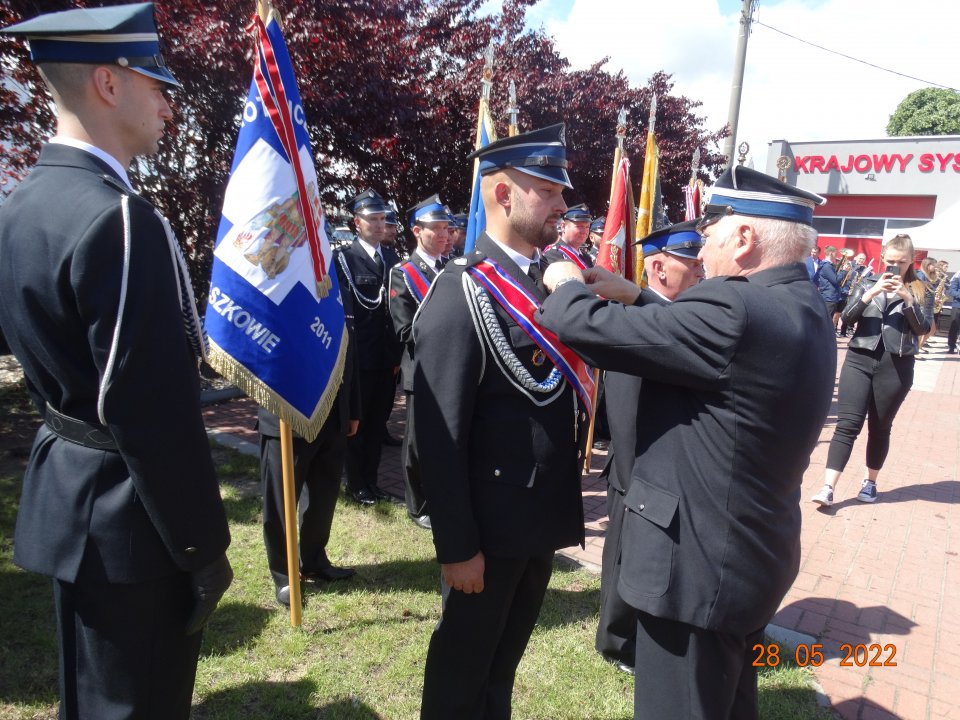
[842,218,885,236]
[886,219,927,231]
[812,217,843,234]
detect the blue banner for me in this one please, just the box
[204,15,346,441]
[464,100,497,253]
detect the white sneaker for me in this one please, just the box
[811,485,834,507]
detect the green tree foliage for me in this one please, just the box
[886,88,960,137]
[1,0,727,296]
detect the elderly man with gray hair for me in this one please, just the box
[538,166,836,720]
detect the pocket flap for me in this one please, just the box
[623,478,678,529]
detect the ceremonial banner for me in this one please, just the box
[204,13,346,441]
[596,157,634,280]
[635,129,664,284]
[464,99,498,253]
[684,179,703,222]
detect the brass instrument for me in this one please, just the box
[934,272,948,314]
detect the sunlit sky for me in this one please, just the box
[510,0,957,169]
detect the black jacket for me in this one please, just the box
[413,235,586,564]
[333,239,402,371]
[538,263,835,635]
[388,252,439,393]
[0,144,229,583]
[843,277,934,357]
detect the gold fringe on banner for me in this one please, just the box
[206,327,348,442]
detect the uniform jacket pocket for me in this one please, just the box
[621,477,679,597]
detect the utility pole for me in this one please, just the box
[722,0,756,169]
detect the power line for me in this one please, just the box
[755,20,956,92]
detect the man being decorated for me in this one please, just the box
[414,124,588,719]
[388,194,451,530]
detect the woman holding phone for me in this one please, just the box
[812,234,934,506]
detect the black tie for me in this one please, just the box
[528,259,544,287]
[435,259,443,271]
[374,250,384,277]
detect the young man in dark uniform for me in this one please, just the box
[0,5,232,718]
[414,124,588,720]
[540,166,836,720]
[333,188,402,504]
[388,194,451,530]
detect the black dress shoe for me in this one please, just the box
[411,514,432,530]
[350,489,376,506]
[302,565,356,582]
[370,486,390,501]
[601,654,635,675]
[381,433,403,446]
[275,585,291,607]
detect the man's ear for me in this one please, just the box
[731,223,756,262]
[91,66,122,107]
[494,180,512,209]
[650,258,665,278]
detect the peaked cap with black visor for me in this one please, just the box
[0,2,180,88]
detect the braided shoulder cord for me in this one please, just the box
[463,273,564,406]
[337,251,383,309]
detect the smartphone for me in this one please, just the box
[884,264,898,275]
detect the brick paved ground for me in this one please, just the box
[202,333,960,720]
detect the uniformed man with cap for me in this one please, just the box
[595,220,704,675]
[449,212,468,257]
[539,166,836,720]
[387,194,451,530]
[333,188,402,504]
[0,5,231,718]
[544,203,594,269]
[414,124,587,719]
[383,204,404,256]
[588,217,607,250]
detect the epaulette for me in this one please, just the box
[444,249,486,272]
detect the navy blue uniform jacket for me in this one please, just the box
[0,144,230,584]
[538,263,835,634]
[413,235,585,564]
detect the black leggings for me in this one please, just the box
[826,346,914,473]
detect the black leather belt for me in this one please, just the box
[42,403,118,451]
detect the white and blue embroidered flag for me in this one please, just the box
[205,13,345,441]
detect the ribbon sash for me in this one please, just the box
[400,261,432,303]
[467,259,595,416]
[549,243,588,271]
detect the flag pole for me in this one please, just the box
[634,95,657,285]
[257,0,303,628]
[508,79,518,137]
[582,109,628,474]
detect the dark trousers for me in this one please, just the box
[595,486,635,666]
[260,428,345,588]
[949,313,960,351]
[826,346,914,473]
[420,553,554,720]
[634,612,763,720]
[345,367,395,494]
[54,573,201,720]
[402,391,427,517]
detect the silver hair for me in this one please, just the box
[714,214,817,265]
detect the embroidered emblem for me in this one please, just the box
[532,349,546,366]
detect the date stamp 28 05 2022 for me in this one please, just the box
[752,642,898,668]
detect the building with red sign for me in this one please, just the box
[765,136,960,269]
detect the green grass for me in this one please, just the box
[0,425,831,719]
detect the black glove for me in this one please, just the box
[185,554,233,636]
